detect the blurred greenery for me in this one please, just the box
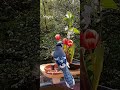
[99,9,120,89]
[40,0,80,65]
[40,0,120,89]
[0,0,40,89]
[0,0,120,89]
[80,0,120,89]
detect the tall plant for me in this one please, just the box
[55,11,80,64]
[80,0,118,90]
[63,11,80,63]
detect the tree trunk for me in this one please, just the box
[42,0,48,31]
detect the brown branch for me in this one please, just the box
[42,0,48,31]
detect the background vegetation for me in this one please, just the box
[80,0,120,89]
[99,9,120,89]
[0,0,40,89]
[40,0,80,64]
[0,0,120,89]
[40,0,120,89]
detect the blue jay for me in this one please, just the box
[53,41,75,89]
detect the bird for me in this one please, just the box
[53,41,75,89]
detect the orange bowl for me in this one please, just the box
[44,64,62,75]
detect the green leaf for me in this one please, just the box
[73,28,80,34]
[68,44,75,63]
[63,44,67,52]
[63,17,68,21]
[91,44,104,90]
[64,11,74,28]
[69,27,80,34]
[87,69,94,82]
[87,64,93,71]
[66,11,73,19]
[100,0,118,9]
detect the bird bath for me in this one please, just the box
[40,62,80,84]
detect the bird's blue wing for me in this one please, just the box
[54,56,69,68]
[54,56,75,89]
